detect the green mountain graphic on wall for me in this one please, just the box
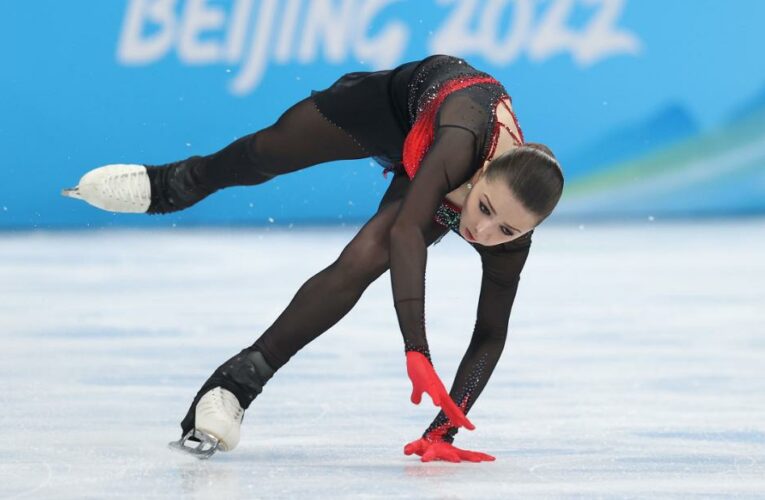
[558,89,765,218]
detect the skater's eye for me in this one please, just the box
[481,197,515,237]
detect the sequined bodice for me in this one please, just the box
[406,55,522,162]
[434,198,463,235]
[403,55,524,241]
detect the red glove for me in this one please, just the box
[404,437,496,462]
[405,351,474,430]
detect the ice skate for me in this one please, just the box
[168,387,244,459]
[61,164,151,213]
[169,349,276,459]
[62,156,215,214]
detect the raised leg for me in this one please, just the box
[195,95,371,188]
[148,95,371,213]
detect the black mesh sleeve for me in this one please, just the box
[388,93,491,360]
[422,232,533,443]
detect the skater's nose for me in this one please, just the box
[474,220,493,237]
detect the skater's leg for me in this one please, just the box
[181,199,408,433]
[179,173,448,437]
[147,96,370,213]
[66,96,372,215]
[191,95,370,191]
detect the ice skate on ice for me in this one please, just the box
[169,349,275,459]
[168,387,244,459]
[61,164,151,213]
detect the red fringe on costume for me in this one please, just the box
[402,75,501,180]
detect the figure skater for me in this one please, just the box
[62,54,564,463]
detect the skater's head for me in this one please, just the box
[458,143,564,246]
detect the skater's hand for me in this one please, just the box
[404,437,495,462]
[403,437,432,457]
[405,351,474,430]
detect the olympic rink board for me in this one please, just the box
[1,221,764,499]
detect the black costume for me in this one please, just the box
[156,55,533,445]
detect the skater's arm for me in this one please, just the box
[391,125,478,431]
[389,93,489,358]
[390,93,491,430]
[388,127,475,357]
[420,234,533,443]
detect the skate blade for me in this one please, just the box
[168,429,221,459]
[61,187,83,200]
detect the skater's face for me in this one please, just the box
[458,172,538,247]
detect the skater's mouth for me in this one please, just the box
[462,227,476,242]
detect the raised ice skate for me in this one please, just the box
[61,164,151,213]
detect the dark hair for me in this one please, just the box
[484,142,564,223]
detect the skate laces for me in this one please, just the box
[205,387,244,422]
[103,171,149,203]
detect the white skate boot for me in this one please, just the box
[61,164,150,213]
[168,387,244,459]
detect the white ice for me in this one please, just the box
[1,220,764,499]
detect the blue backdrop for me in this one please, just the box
[3,0,765,229]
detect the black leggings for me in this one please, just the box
[184,95,448,371]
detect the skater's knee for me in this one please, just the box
[335,234,389,283]
[238,130,275,178]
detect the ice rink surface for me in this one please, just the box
[1,220,764,499]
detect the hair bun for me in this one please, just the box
[523,142,556,160]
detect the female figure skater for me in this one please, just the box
[62,54,564,462]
